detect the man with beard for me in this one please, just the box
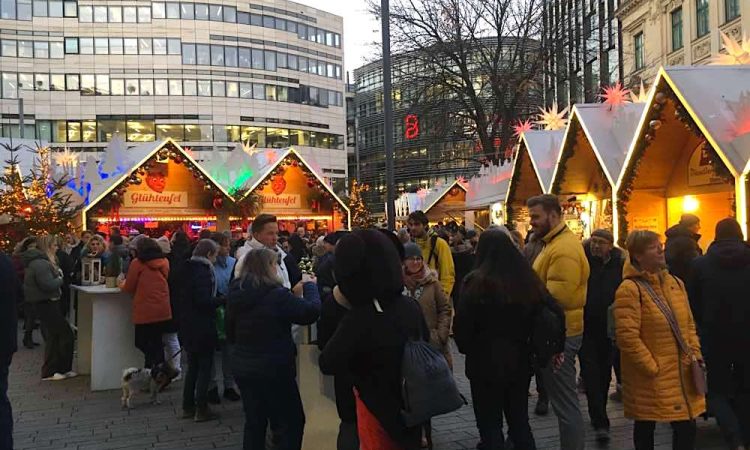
[580,229,624,444]
[527,194,589,450]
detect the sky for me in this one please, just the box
[294,0,381,81]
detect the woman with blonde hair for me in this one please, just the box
[615,230,705,449]
[21,235,76,380]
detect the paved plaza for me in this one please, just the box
[9,326,725,450]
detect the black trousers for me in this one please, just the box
[134,322,166,370]
[35,301,74,378]
[0,354,12,450]
[708,361,750,448]
[534,368,547,403]
[183,350,214,409]
[613,344,622,385]
[633,420,696,450]
[23,302,36,341]
[580,336,613,430]
[470,375,536,450]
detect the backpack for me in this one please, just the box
[531,292,566,368]
[426,235,440,272]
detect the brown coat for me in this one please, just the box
[614,261,705,421]
[406,270,454,368]
[122,257,172,325]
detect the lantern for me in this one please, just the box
[81,257,103,286]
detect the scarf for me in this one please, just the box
[245,238,291,289]
[403,262,435,298]
[191,256,217,298]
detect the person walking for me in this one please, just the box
[227,248,320,449]
[120,237,173,385]
[454,229,541,450]
[664,214,702,282]
[180,239,224,422]
[688,218,750,450]
[615,230,705,450]
[526,195,589,450]
[581,229,624,443]
[319,229,428,450]
[234,214,302,289]
[22,235,76,381]
[207,232,241,404]
[407,211,455,297]
[0,251,19,450]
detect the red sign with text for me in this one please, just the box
[405,114,419,140]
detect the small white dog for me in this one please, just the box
[121,368,162,409]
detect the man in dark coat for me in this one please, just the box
[687,218,750,449]
[450,228,475,312]
[288,226,309,262]
[580,229,624,443]
[665,214,702,282]
[0,251,19,450]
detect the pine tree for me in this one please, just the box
[0,141,83,251]
[348,178,373,229]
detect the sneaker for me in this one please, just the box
[207,387,221,405]
[534,399,549,416]
[595,428,610,444]
[64,371,78,379]
[223,388,241,402]
[42,373,67,381]
[194,405,219,422]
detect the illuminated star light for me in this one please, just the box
[536,103,569,131]
[600,82,631,107]
[241,138,260,156]
[711,31,750,65]
[54,147,80,169]
[630,81,649,103]
[513,119,534,138]
[724,90,750,140]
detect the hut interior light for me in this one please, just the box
[682,195,700,213]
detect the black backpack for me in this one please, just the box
[531,292,566,368]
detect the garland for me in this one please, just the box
[550,120,579,195]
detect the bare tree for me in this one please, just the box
[368,0,546,165]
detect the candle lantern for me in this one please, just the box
[81,257,103,286]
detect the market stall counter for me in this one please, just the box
[72,285,143,391]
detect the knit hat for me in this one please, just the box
[715,218,743,241]
[156,236,171,254]
[403,242,422,260]
[591,229,614,244]
[323,231,346,246]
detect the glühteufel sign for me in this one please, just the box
[261,193,301,209]
[123,191,188,208]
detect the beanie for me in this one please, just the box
[403,242,423,260]
[715,218,743,241]
[591,229,614,244]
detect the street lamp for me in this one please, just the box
[381,0,396,230]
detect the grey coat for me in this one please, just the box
[21,249,63,303]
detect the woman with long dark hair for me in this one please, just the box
[454,229,542,450]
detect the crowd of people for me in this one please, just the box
[0,194,749,450]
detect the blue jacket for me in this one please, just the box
[214,255,236,296]
[179,258,221,353]
[226,278,320,378]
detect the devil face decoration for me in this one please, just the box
[146,164,168,193]
[271,173,287,195]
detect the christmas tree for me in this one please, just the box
[348,179,373,229]
[0,141,83,251]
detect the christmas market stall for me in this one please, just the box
[465,163,512,230]
[505,130,564,236]
[227,146,350,233]
[615,66,750,248]
[550,101,646,239]
[394,179,469,227]
[80,137,236,236]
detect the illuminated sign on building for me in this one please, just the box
[405,114,419,140]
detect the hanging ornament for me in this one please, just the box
[212,197,223,210]
[649,120,662,130]
[655,92,667,105]
[600,82,631,107]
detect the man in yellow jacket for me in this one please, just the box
[407,211,455,297]
[528,194,590,450]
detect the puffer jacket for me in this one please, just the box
[614,260,706,421]
[413,233,455,296]
[21,249,63,303]
[121,247,172,325]
[404,269,453,368]
[532,223,590,337]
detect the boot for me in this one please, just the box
[194,405,219,422]
[207,387,221,404]
[534,398,549,416]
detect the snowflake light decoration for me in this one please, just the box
[711,32,750,65]
[513,119,534,138]
[536,103,569,131]
[630,81,649,103]
[600,82,631,107]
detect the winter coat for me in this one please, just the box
[166,245,191,331]
[288,233,308,262]
[614,260,706,421]
[21,249,63,303]
[532,223,590,337]
[450,246,474,309]
[121,247,171,325]
[0,252,19,357]
[687,239,750,394]
[413,234,455,296]
[234,238,302,289]
[665,224,702,283]
[214,255,236,296]
[319,295,428,448]
[405,269,453,367]
[180,257,222,353]
[227,278,320,378]
[584,244,625,341]
[454,272,536,382]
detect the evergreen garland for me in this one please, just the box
[550,120,579,195]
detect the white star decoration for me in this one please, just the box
[630,81,649,103]
[711,31,750,65]
[536,103,569,131]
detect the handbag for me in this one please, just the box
[634,278,707,395]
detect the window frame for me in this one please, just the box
[695,0,709,38]
[634,31,645,71]
[671,7,683,51]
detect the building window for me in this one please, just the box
[166,2,179,18]
[33,0,47,16]
[50,42,64,58]
[17,0,32,20]
[194,3,208,20]
[696,0,709,38]
[49,0,62,17]
[725,0,740,21]
[109,6,121,22]
[93,5,106,22]
[671,8,683,51]
[123,6,136,22]
[62,0,76,17]
[152,2,165,19]
[634,32,645,70]
[1,0,16,19]
[1,39,17,57]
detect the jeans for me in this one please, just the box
[633,420,696,450]
[35,301,74,378]
[470,374,536,450]
[235,373,305,450]
[580,336,613,430]
[541,335,585,450]
[162,332,181,374]
[209,341,235,391]
[0,354,12,450]
[134,322,166,370]
[183,351,214,409]
[708,362,750,448]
